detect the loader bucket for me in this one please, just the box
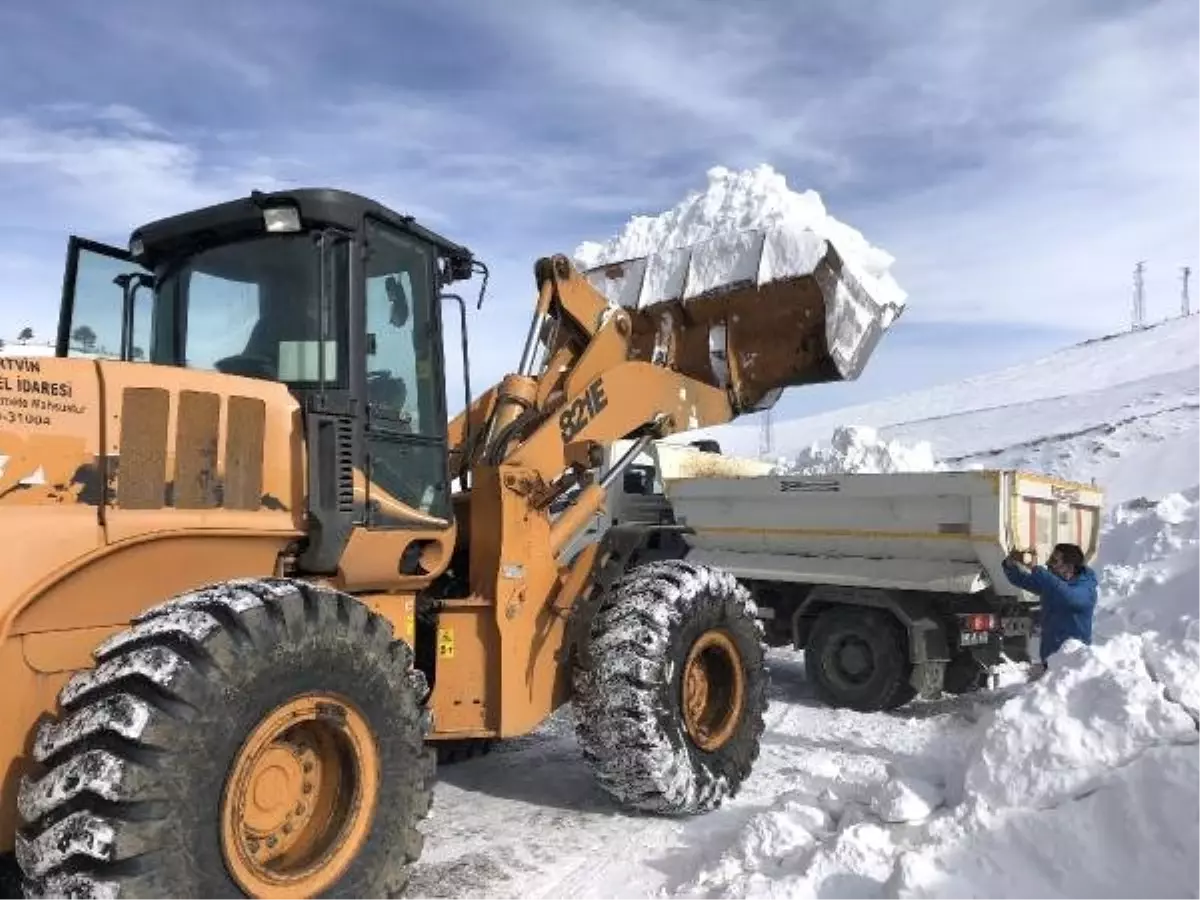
[581,227,905,413]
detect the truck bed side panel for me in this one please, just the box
[665,471,1103,598]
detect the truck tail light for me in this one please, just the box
[964,613,997,632]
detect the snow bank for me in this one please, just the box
[1094,488,1200,641]
[678,635,1200,899]
[774,425,943,475]
[572,164,907,321]
[891,745,1199,899]
[955,634,1198,811]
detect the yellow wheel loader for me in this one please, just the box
[0,188,901,897]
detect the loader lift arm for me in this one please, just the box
[446,254,737,562]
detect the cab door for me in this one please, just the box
[360,217,452,530]
[58,237,153,361]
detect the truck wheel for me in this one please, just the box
[15,578,435,899]
[572,560,768,815]
[805,607,915,711]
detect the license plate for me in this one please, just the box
[959,631,989,647]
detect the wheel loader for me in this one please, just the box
[0,188,902,898]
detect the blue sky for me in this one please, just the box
[0,0,1196,428]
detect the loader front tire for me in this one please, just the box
[572,560,768,816]
[15,578,435,899]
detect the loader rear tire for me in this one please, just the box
[572,560,768,816]
[805,606,915,711]
[15,578,435,900]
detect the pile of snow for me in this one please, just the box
[677,636,1200,899]
[1093,488,1200,641]
[955,634,1198,810]
[572,164,906,321]
[774,424,944,475]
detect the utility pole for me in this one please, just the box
[1182,266,1192,317]
[759,407,774,459]
[1132,261,1146,331]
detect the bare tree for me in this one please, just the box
[17,327,33,344]
[72,325,98,352]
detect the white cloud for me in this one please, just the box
[0,113,286,237]
[468,0,1197,330]
[0,0,1194,400]
[846,1,1198,330]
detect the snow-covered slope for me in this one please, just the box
[725,315,1199,504]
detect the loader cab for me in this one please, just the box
[56,188,477,573]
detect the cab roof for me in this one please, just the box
[129,187,474,270]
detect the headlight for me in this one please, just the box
[263,204,301,233]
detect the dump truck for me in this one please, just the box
[0,190,904,898]
[565,440,1104,710]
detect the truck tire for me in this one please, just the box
[805,606,915,711]
[572,560,768,816]
[15,578,435,900]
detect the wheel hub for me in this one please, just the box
[831,634,875,685]
[221,694,379,898]
[681,629,745,752]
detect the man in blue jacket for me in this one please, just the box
[1001,543,1098,668]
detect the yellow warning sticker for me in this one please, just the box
[437,628,455,658]
[405,613,415,640]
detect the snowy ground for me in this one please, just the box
[409,316,1199,899]
[410,657,1000,900]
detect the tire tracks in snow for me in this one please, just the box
[407,652,993,898]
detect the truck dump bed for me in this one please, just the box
[664,470,1104,599]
